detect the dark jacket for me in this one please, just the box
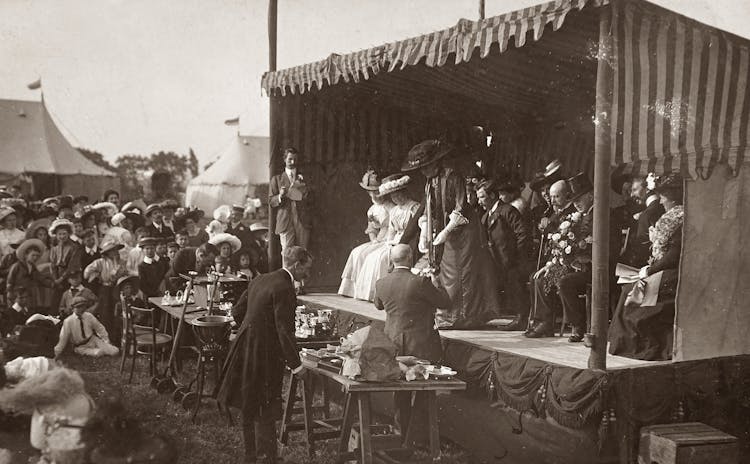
[164,247,198,292]
[636,198,665,242]
[481,202,531,270]
[80,247,101,273]
[144,222,175,241]
[137,259,169,297]
[49,241,82,286]
[373,268,450,363]
[6,262,54,304]
[216,269,300,418]
[269,172,312,234]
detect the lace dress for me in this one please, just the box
[338,202,392,298]
[353,200,420,301]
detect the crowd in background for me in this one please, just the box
[0,186,269,357]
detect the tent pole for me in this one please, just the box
[268,0,281,271]
[479,0,485,20]
[589,4,613,371]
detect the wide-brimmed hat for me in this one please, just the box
[567,173,594,202]
[249,222,269,233]
[0,206,16,222]
[208,232,242,253]
[100,240,125,255]
[16,238,47,260]
[91,202,118,217]
[231,204,245,213]
[49,218,74,235]
[379,174,411,196]
[0,191,11,200]
[495,180,519,194]
[653,174,682,192]
[25,218,52,240]
[116,275,140,292]
[401,140,454,172]
[213,205,232,222]
[530,159,563,191]
[145,203,162,217]
[121,200,145,214]
[185,209,204,223]
[359,170,381,191]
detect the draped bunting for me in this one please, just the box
[609,0,750,178]
[262,0,608,96]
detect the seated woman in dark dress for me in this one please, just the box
[609,174,683,361]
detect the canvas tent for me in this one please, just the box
[0,99,119,199]
[185,135,269,212]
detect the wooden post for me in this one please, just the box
[268,0,281,271]
[589,4,613,371]
[478,0,485,20]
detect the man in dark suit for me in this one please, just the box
[374,244,448,363]
[373,244,448,445]
[217,246,311,464]
[144,204,175,241]
[269,148,312,251]
[476,180,532,331]
[164,243,217,292]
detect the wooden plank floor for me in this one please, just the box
[298,293,671,371]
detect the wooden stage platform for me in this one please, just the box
[298,293,668,371]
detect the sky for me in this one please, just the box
[1,0,749,167]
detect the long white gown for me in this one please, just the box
[338,202,392,297]
[353,200,420,301]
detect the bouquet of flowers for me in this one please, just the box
[543,211,593,292]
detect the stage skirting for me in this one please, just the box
[299,294,750,464]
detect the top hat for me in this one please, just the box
[379,174,411,196]
[401,140,454,172]
[567,173,594,202]
[359,170,382,191]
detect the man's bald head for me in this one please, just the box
[549,180,570,209]
[389,244,413,268]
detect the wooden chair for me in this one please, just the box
[120,301,173,383]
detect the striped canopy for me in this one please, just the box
[608,0,750,177]
[263,0,750,179]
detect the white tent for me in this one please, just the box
[185,135,269,212]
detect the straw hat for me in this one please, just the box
[49,218,74,235]
[208,233,242,253]
[100,240,125,255]
[530,159,563,191]
[116,275,140,292]
[0,206,16,223]
[25,218,52,240]
[144,203,162,217]
[378,174,411,196]
[16,238,47,260]
[249,222,268,233]
[91,202,118,217]
[401,140,454,172]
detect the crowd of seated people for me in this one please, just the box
[0,186,269,360]
[338,155,684,361]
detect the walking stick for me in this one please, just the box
[527,228,547,330]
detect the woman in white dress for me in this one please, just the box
[354,174,420,301]
[0,206,25,258]
[338,170,392,297]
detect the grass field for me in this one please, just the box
[1,352,470,463]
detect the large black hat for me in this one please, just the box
[401,140,454,172]
[567,173,593,201]
[653,174,683,194]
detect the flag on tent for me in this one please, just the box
[27,78,42,90]
[224,116,240,126]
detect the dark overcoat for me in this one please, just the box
[216,269,301,418]
[268,173,312,234]
[373,268,450,363]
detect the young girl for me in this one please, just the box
[83,240,127,347]
[6,239,54,313]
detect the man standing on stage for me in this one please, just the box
[476,180,531,331]
[217,246,311,464]
[269,148,312,251]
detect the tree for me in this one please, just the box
[78,148,117,172]
[188,148,199,177]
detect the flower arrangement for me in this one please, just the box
[543,210,592,292]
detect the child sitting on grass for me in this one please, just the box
[54,296,119,358]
